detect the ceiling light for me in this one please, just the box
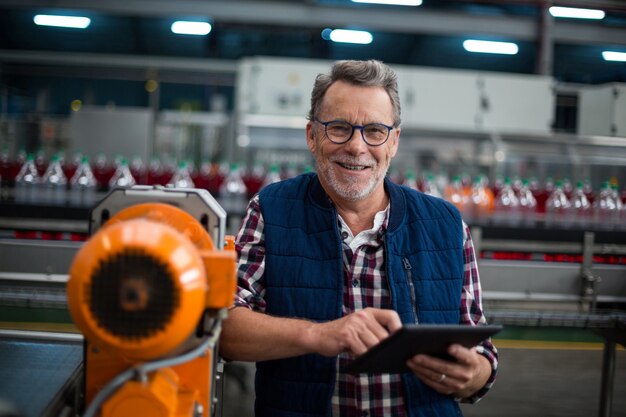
[328,29,373,45]
[602,51,626,62]
[463,40,519,55]
[351,0,423,6]
[33,14,90,29]
[171,21,212,36]
[548,6,605,20]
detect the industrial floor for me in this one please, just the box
[220,345,626,417]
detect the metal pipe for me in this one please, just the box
[598,339,616,417]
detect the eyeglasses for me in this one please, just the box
[315,119,394,147]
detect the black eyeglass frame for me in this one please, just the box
[314,118,395,147]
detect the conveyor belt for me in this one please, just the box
[0,331,83,417]
[487,310,626,417]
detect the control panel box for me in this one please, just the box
[577,83,626,137]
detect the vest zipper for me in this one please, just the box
[403,257,419,323]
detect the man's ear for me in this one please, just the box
[389,127,400,158]
[306,122,317,154]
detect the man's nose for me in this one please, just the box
[344,127,368,153]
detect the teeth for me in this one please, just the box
[338,162,366,170]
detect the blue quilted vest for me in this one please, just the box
[256,173,464,417]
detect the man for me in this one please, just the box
[220,59,498,417]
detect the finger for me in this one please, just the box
[407,354,465,383]
[357,325,386,350]
[369,308,403,333]
[447,344,477,366]
[347,337,369,355]
[406,361,457,395]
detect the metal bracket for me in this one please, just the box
[580,232,601,312]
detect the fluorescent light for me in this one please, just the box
[351,0,422,6]
[549,6,605,19]
[602,51,626,62]
[329,29,373,45]
[171,21,212,36]
[33,14,90,29]
[463,39,519,55]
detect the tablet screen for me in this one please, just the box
[344,324,502,374]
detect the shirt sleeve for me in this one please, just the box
[459,222,499,403]
[233,194,268,312]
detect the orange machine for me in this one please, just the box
[66,187,237,417]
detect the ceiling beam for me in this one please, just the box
[0,50,237,74]
[1,0,625,45]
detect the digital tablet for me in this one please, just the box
[344,324,502,374]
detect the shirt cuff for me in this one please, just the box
[459,343,499,404]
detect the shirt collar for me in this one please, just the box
[337,204,389,251]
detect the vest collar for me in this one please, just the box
[384,177,406,233]
[307,173,407,233]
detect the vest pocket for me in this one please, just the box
[402,257,419,323]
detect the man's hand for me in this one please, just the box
[405,344,491,399]
[307,307,403,357]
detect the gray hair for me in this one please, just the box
[307,59,401,127]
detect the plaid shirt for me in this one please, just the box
[234,194,498,417]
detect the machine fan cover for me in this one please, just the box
[88,248,180,340]
[67,218,208,360]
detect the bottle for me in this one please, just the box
[63,152,81,181]
[592,182,617,231]
[435,170,449,197]
[491,175,504,199]
[69,156,97,207]
[262,163,282,188]
[562,178,573,200]
[243,162,266,197]
[13,149,27,179]
[421,173,442,198]
[147,157,165,186]
[14,154,40,203]
[611,184,623,230]
[93,154,113,191]
[219,163,248,215]
[168,161,195,188]
[0,148,12,189]
[41,154,67,205]
[192,160,211,190]
[207,160,229,195]
[470,175,494,225]
[492,178,520,227]
[518,179,537,227]
[130,155,146,185]
[445,175,471,221]
[583,179,595,206]
[569,181,592,229]
[534,177,554,222]
[34,149,47,177]
[545,180,571,228]
[403,170,419,191]
[108,158,136,189]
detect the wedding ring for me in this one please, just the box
[437,373,447,383]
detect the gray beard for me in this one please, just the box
[315,155,389,201]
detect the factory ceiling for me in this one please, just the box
[0,0,625,88]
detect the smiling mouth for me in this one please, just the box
[336,161,369,171]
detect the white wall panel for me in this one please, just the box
[69,106,152,162]
[578,83,626,137]
[397,66,480,131]
[479,73,554,134]
[236,57,330,117]
[237,57,556,136]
